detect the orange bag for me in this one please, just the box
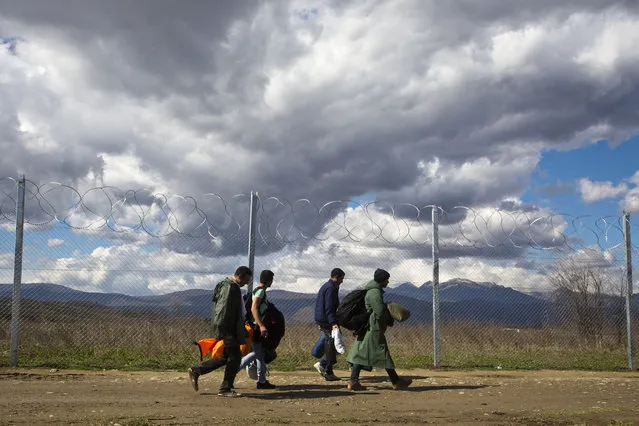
[194,324,254,360]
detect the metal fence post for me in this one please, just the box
[432,205,441,368]
[247,191,258,294]
[624,211,635,370]
[10,175,26,367]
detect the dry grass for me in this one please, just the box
[1,316,634,371]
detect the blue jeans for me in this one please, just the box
[312,330,328,358]
[239,341,267,384]
[312,329,335,374]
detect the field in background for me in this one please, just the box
[2,315,635,371]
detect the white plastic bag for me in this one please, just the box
[332,328,346,354]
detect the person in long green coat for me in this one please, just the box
[346,268,412,391]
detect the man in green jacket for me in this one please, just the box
[188,266,252,397]
[346,268,412,391]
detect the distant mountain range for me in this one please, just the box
[1,279,637,328]
[390,279,540,304]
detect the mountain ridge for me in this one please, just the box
[2,280,636,328]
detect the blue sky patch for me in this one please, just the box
[525,137,638,216]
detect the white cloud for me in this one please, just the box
[0,252,13,269]
[267,242,553,294]
[621,188,639,214]
[548,245,627,293]
[574,169,639,212]
[0,252,13,285]
[46,238,64,247]
[429,257,550,292]
[577,178,628,203]
[575,15,639,74]
[264,199,571,293]
[23,244,246,295]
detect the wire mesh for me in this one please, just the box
[0,178,636,370]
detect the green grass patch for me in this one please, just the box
[0,320,634,371]
[1,341,629,372]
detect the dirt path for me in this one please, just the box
[1,368,638,425]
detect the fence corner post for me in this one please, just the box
[10,175,26,367]
[247,191,258,294]
[623,211,635,370]
[432,205,441,368]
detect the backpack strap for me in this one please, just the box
[253,286,269,306]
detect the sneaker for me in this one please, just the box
[392,377,412,390]
[188,367,199,392]
[324,372,341,381]
[218,390,243,397]
[256,380,276,390]
[313,361,326,377]
[246,363,258,381]
[347,380,365,391]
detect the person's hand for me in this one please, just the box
[260,325,268,336]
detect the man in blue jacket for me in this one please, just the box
[312,268,345,381]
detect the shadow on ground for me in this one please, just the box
[242,390,379,399]
[403,384,489,392]
[200,383,489,398]
[359,375,431,383]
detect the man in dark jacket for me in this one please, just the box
[188,266,252,397]
[312,268,345,381]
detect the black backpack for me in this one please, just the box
[336,289,369,335]
[243,290,254,323]
[254,302,286,350]
[245,288,285,350]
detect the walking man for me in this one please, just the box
[238,269,277,389]
[312,267,345,381]
[188,266,252,397]
[346,268,412,391]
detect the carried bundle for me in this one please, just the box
[193,323,254,361]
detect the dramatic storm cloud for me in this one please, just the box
[1,0,638,204]
[1,1,638,294]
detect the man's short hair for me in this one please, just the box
[235,266,253,278]
[330,268,345,279]
[260,269,275,283]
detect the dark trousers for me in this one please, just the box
[312,329,336,374]
[193,337,241,392]
[350,363,399,384]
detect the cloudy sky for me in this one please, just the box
[0,0,637,295]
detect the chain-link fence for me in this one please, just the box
[1,177,637,371]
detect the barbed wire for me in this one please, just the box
[0,177,636,252]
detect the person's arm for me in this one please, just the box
[368,288,386,317]
[219,282,235,336]
[233,285,246,339]
[252,295,267,335]
[326,286,340,329]
[368,288,393,327]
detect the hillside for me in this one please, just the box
[2,280,636,328]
